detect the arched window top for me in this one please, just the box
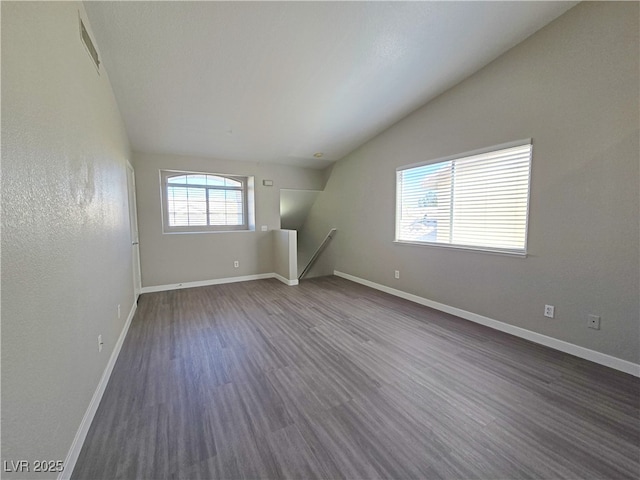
[167,173,242,188]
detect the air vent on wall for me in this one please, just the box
[79,16,100,71]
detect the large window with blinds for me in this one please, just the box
[395,140,532,255]
[161,170,254,233]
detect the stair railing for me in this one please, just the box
[299,228,337,280]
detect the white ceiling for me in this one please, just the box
[85,1,576,169]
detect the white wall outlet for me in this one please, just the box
[98,334,103,352]
[117,304,121,319]
[234,260,239,268]
[587,314,601,330]
[394,270,400,279]
[261,225,268,231]
[544,305,555,318]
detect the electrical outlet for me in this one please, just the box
[544,305,555,318]
[587,314,601,330]
[234,260,239,268]
[98,334,103,352]
[117,304,121,319]
[394,270,400,279]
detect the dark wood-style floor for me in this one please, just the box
[73,276,640,480]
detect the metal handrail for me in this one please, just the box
[299,228,337,279]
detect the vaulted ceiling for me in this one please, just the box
[85,1,576,168]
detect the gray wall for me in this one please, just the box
[133,152,325,287]
[273,229,298,282]
[1,2,134,476]
[300,2,639,363]
[280,189,321,230]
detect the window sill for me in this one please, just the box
[393,240,527,258]
[163,229,256,235]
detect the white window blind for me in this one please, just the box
[161,171,250,233]
[396,141,532,255]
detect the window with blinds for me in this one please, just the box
[161,170,252,233]
[395,141,532,255]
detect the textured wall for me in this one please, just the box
[300,2,640,363]
[133,152,325,287]
[1,2,133,477]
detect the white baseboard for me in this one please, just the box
[59,299,138,480]
[274,273,299,286]
[140,273,275,293]
[334,270,640,377]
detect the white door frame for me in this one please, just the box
[126,161,142,298]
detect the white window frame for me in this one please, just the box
[160,169,255,234]
[395,139,533,256]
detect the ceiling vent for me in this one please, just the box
[79,16,100,71]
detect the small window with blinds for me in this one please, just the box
[395,140,532,255]
[161,170,254,233]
